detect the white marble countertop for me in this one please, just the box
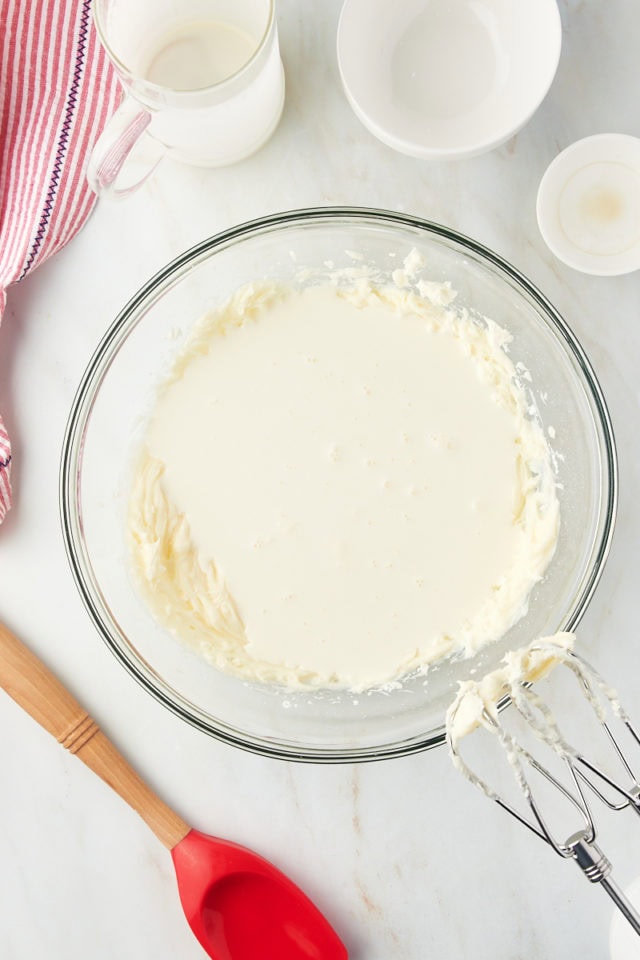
[2,1,640,957]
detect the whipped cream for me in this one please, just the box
[446,632,576,748]
[445,633,576,799]
[129,263,559,690]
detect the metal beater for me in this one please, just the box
[446,641,640,935]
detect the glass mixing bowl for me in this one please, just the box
[60,208,617,762]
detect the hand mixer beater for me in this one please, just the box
[446,637,640,935]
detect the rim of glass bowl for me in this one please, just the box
[60,207,618,764]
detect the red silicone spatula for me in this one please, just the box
[0,622,348,960]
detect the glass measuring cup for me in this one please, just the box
[88,0,285,197]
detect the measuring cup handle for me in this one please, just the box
[0,620,190,849]
[87,95,163,198]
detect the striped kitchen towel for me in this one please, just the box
[0,0,121,523]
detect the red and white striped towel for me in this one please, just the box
[0,0,121,524]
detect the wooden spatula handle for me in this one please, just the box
[0,621,190,850]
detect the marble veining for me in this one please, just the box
[1,1,640,957]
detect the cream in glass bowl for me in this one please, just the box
[61,208,617,761]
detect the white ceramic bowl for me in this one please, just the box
[537,134,640,276]
[337,0,562,160]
